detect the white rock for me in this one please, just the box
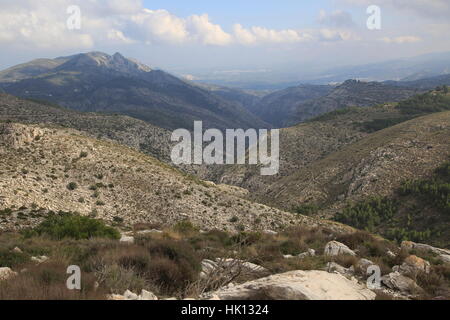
[31,255,49,264]
[123,290,139,300]
[324,241,356,256]
[200,258,268,279]
[381,272,421,294]
[386,250,396,258]
[357,258,375,274]
[217,259,268,274]
[12,247,23,253]
[203,270,376,300]
[325,262,354,276]
[200,259,219,278]
[263,230,278,236]
[136,229,163,235]
[283,255,295,259]
[298,249,316,259]
[0,267,18,281]
[120,235,135,244]
[140,290,158,300]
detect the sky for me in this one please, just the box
[0,0,449,77]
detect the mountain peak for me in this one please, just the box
[54,51,152,75]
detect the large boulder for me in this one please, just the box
[324,241,356,256]
[381,272,422,294]
[393,255,431,275]
[356,258,376,275]
[0,267,18,281]
[203,270,376,300]
[324,262,355,277]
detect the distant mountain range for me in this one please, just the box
[0,52,268,131]
[248,80,422,127]
[2,51,450,131]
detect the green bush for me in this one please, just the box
[0,250,29,268]
[66,182,78,191]
[293,204,319,216]
[25,214,120,240]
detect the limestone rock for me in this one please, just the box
[298,249,316,259]
[324,241,356,256]
[0,267,18,281]
[381,272,422,294]
[123,289,139,300]
[203,270,376,300]
[12,247,23,253]
[120,234,134,244]
[357,258,375,274]
[31,255,49,264]
[393,255,430,275]
[140,290,158,300]
[401,241,450,264]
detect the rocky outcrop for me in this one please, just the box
[324,241,356,256]
[0,267,18,281]
[381,272,422,294]
[401,241,450,264]
[393,255,431,276]
[200,258,268,279]
[203,270,376,300]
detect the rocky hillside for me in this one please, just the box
[200,91,450,246]
[0,121,352,234]
[0,52,268,131]
[0,94,172,162]
[262,111,450,225]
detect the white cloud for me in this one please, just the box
[130,9,189,44]
[380,36,422,44]
[186,14,232,46]
[319,28,358,42]
[0,0,364,50]
[233,24,314,45]
[318,10,355,28]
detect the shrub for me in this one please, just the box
[66,182,78,191]
[0,260,105,300]
[145,239,201,295]
[25,214,120,240]
[0,250,29,268]
[293,204,319,216]
[173,220,199,235]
